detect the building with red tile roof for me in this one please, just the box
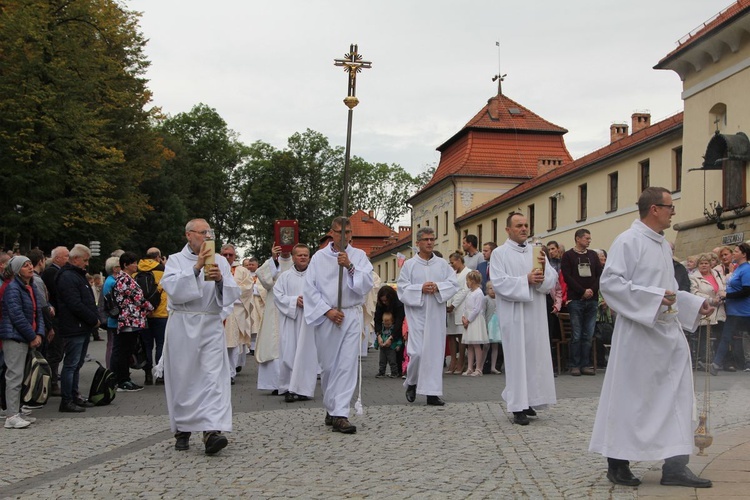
[408,92,573,256]
[319,209,397,256]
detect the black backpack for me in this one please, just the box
[134,270,161,309]
[21,349,52,407]
[103,288,119,319]
[88,361,117,406]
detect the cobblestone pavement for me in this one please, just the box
[1,340,748,499]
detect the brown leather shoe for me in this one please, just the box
[331,417,357,434]
[570,367,581,376]
[581,367,596,376]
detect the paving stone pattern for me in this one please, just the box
[1,340,748,499]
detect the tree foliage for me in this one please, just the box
[0,0,167,252]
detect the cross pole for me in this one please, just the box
[333,44,371,310]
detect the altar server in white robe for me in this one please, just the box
[255,246,292,393]
[274,244,314,402]
[589,187,713,489]
[397,227,458,406]
[220,244,253,381]
[160,218,240,455]
[304,217,373,434]
[490,212,557,426]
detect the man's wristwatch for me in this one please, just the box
[347,263,354,271]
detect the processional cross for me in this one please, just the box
[333,44,371,309]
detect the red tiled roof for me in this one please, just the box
[369,230,412,259]
[412,94,572,198]
[318,210,397,255]
[656,0,750,67]
[456,112,684,223]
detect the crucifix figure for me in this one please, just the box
[334,44,372,107]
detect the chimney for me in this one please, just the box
[610,123,629,143]
[631,112,651,134]
[537,157,562,177]
[368,210,374,219]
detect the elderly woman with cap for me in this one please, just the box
[0,256,45,429]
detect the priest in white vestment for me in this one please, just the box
[274,244,314,402]
[304,217,373,434]
[589,188,713,489]
[397,227,458,406]
[160,219,240,455]
[220,244,253,381]
[490,213,557,426]
[255,247,292,393]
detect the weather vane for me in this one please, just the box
[333,43,371,310]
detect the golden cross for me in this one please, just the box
[334,44,372,105]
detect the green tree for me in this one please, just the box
[0,0,166,252]
[152,103,251,250]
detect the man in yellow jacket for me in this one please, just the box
[136,247,168,385]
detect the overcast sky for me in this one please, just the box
[127,0,730,177]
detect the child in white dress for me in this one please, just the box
[482,282,502,374]
[461,270,489,376]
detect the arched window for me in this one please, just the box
[709,103,727,133]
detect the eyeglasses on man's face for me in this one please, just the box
[188,229,211,236]
[419,237,436,242]
[654,204,675,211]
[221,253,235,258]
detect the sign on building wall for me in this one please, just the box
[722,232,745,245]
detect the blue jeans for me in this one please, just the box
[141,317,167,370]
[61,333,90,403]
[568,299,598,369]
[713,315,750,368]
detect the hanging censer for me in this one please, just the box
[694,316,713,455]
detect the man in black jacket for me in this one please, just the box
[55,244,100,412]
[41,245,69,396]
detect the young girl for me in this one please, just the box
[461,270,489,376]
[482,282,502,374]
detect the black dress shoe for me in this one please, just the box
[235,366,242,373]
[324,412,333,426]
[523,407,537,417]
[513,412,529,425]
[59,400,86,413]
[74,397,96,408]
[174,431,191,451]
[296,395,310,401]
[271,389,279,395]
[284,392,295,403]
[204,432,228,455]
[660,467,712,488]
[426,396,445,406]
[607,465,641,486]
[405,384,417,403]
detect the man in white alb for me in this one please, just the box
[160,218,240,455]
[255,245,292,394]
[397,227,458,406]
[274,244,314,402]
[490,213,558,426]
[589,187,713,489]
[304,217,373,434]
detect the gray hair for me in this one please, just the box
[69,244,91,260]
[220,243,236,252]
[416,227,435,241]
[185,218,208,233]
[105,256,120,274]
[50,246,68,259]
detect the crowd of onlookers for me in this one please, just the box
[369,233,750,381]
